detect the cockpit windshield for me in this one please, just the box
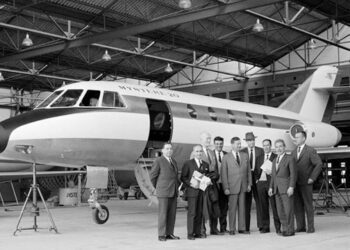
[51,89,83,107]
[36,90,63,108]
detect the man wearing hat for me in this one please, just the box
[241,132,264,233]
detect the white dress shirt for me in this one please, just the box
[194,158,202,168]
[276,153,286,171]
[297,144,305,159]
[249,147,256,171]
[215,150,224,183]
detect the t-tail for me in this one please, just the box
[279,66,339,122]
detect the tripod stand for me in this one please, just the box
[13,161,58,235]
[314,163,349,214]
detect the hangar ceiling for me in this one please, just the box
[0,0,349,91]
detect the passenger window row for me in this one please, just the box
[186,104,272,128]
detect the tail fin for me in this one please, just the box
[279,66,339,122]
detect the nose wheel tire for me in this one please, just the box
[92,205,109,224]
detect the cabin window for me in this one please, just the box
[51,89,83,107]
[208,107,217,121]
[80,90,101,107]
[102,91,125,107]
[263,115,271,127]
[227,110,236,123]
[36,90,63,108]
[187,104,197,119]
[246,112,254,125]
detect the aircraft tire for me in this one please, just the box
[92,205,109,224]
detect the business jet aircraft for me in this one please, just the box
[0,65,344,223]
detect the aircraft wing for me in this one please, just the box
[313,86,350,93]
[316,147,350,160]
[0,169,85,177]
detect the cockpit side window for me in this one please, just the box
[79,90,101,107]
[102,91,125,108]
[36,90,63,108]
[51,89,83,107]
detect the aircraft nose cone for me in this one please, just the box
[0,124,10,153]
[336,127,342,145]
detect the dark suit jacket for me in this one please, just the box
[241,146,264,182]
[191,147,216,172]
[292,145,322,185]
[270,154,296,194]
[221,151,252,195]
[150,156,180,198]
[256,152,277,180]
[181,159,207,198]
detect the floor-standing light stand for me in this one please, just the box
[13,145,58,235]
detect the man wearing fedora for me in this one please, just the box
[241,132,264,232]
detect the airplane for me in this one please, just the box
[0,65,345,224]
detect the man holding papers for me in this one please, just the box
[221,137,252,235]
[256,139,280,234]
[181,145,209,240]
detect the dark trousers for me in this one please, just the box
[216,183,228,231]
[158,196,177,236]
[187,192,204,236]
[276,190,294,234]
[295,184,314,231]
[257,180,281,232]
[245,174,262,231]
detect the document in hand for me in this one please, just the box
[190,170,212,191]
[261,160,272,173]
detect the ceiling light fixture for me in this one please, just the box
[252,19,264,32]
[22,33,33,47]
[164,63,173,73]
[179,0,192,9]
[102,50,112,61]
[309,39,316,49]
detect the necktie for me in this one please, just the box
[266,154,269,161]
[297,147,301,159]
[169,158,175,170]
[218,152,222,163]
[250,149,253,170]
[236,152,240,165]
[277,156,280,164]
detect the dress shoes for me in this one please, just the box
[229,231,235,235]
[295,228,306,233]
[276,230,282,235]
[260,229,270,234]
[210,231,223,235]
[166,234,180,240]
[282,232,295,237]
[187,235,195,240]
[158,236,167,241]
[220,229,229,234]
[307,228,315,233]
[238,230,250,234]
[194,233,206,239]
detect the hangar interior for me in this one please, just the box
[1,0,350,204]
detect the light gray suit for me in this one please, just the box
[221,151,252,232]
[270,154,296,234]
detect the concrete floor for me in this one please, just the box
[1,199,350,250]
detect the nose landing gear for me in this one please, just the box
[88,188,109,224]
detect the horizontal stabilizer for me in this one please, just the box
[313,86,350,94]
[0,170,85,177]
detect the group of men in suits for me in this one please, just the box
[150,130,323,241]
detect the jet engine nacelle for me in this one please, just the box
[289,121,342,147]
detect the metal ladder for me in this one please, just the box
[135,157,158,205]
